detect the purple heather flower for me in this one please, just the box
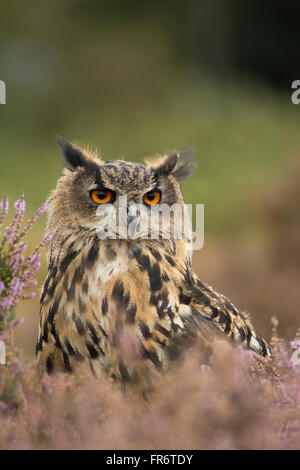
[11,242,26,256]
[10,277,25,298]
[25,279,38,289]
[21,292,36,300]
[4,195,26,243]
[4,222,15,242]
[1,296,13,310]
[17,199,49,240]
[28,253,41,266]
[40,232,53,247]
[23,262,41,280]
[29,232,53,259]
[9,253,24,273]
[14,196,26,216]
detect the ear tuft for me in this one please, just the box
[172,146,197,183]
[157,147,196,183]
[56,135,88,171]
[157,152,178,175]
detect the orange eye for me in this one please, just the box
[143,190,161,206]
[90,189,113,204]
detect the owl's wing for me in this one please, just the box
[177,268,271,359]
[165,306,227,365]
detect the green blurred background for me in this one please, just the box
[0,0,299,357]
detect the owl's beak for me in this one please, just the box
[127,203,139,237]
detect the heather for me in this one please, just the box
[1,321,300,449]
[0,195,50,336]
[1,196,300,450]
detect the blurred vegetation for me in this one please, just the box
[0,1,299,355]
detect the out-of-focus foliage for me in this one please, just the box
[1,319,300,449]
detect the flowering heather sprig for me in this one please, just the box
[4,194,26,244]
[16,199,50,242]
[0,195,52,333]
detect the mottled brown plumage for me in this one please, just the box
[37,137,271,384]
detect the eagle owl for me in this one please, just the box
[37,137,271,382]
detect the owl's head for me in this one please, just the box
[49,136,196,246]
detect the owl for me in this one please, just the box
[36,136,271,384]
